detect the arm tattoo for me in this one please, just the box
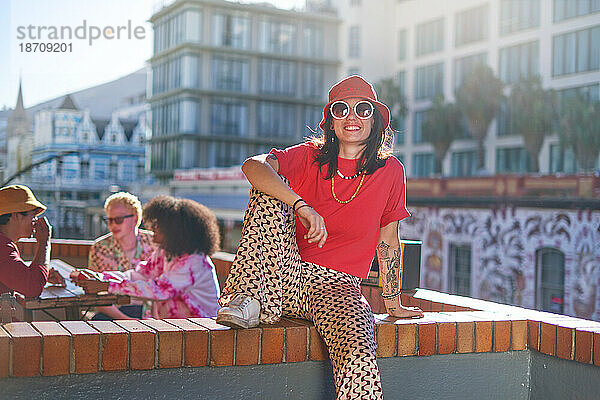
[266,154,277,161]
[377,241,390,259]
[377,241,401,294]
[389,249,401,292]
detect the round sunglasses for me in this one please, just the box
[103,214,135,225]
[330,100,374,120]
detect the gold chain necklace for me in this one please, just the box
[331,173,365,204]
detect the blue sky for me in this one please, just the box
[1,0,305,109]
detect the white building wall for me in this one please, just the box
[332,0,600,177]
[34,111,54,147]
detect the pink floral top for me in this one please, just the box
[103,249,220,319]
[88,230,155,272]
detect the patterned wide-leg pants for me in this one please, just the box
[220,187,383,400]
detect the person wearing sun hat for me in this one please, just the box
[0,184,60,299]
[217,75,422,399]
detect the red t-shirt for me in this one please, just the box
[270,143,410,278]
[0,233,48,297]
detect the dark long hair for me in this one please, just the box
[142,196,220,256]
[309,104,394,179]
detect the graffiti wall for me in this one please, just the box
[401,206,600,320]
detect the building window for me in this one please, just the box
[416,18,444,56]
[350,0,361,5]
[137,162,145,179]
[109,161,118,181]
[151,142,165,171]
[549,144,576,174]
[455,4,488,46]
[212,141,245,168]
[412,109,430,144]
[398,29,407,61]
[450,150,477,177]
[496,147,532,173]
[397,70,407,97]
[151,101,181,136]
[303,64,323,98]
[93,158,108,181]
[303,25,323,57]
[554,0,600,22]
[80,159,89,180]
[183,9,202,43]
[348,25,361,58]
[500,0,540,35]
[395,127,405,146]
[499,40,539,84]
[165,140,181,170]
[119,161,136,182]
[535,248,565,314]
[259,20,297,55]
[412,153,434,177]
[557,83,600,104]
[553,26,600,77]
[303,106,322,134]
[154,10,202,53]
[181,54,201,89]
[62,155,79,182]
[415,62,444,100]
[257,102,297,138]
[259,59,296,95]
[454,52,487,89]
[449,244,471,296]
[211,100,248,136]
[212,13,250,49]
[497,100,515,137]
[152,57,180,95]
[180,99,200,133]
[212,55,249,92]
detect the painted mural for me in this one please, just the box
[401,206,600,321]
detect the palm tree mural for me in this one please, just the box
[455,64,504,173]
[422,96,463,175]
[559,94,600,173]
[508,77,557,173]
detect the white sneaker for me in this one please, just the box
[216,295,260,329]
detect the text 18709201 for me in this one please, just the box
[19,42,73,53]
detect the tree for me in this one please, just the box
[455,64,504,173]
[374,77,408,133]
[421,96,464,175]
[509,77,557,173]
[559,94,600,172]
[1,150,79,186]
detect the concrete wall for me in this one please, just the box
[5,350,600,399]
[2,352,534,400]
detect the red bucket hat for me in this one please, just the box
[319,75,390,131]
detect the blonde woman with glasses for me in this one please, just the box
[88,191,154,319]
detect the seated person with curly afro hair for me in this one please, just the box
[75,196,221,319]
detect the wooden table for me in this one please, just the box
[16,259,130,322]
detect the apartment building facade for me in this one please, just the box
[330,0,599,177]
[149,0,340,181]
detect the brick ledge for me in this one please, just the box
[2,290,600,378]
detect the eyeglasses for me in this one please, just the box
[330,100,374,120]
[103,214,135,225]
